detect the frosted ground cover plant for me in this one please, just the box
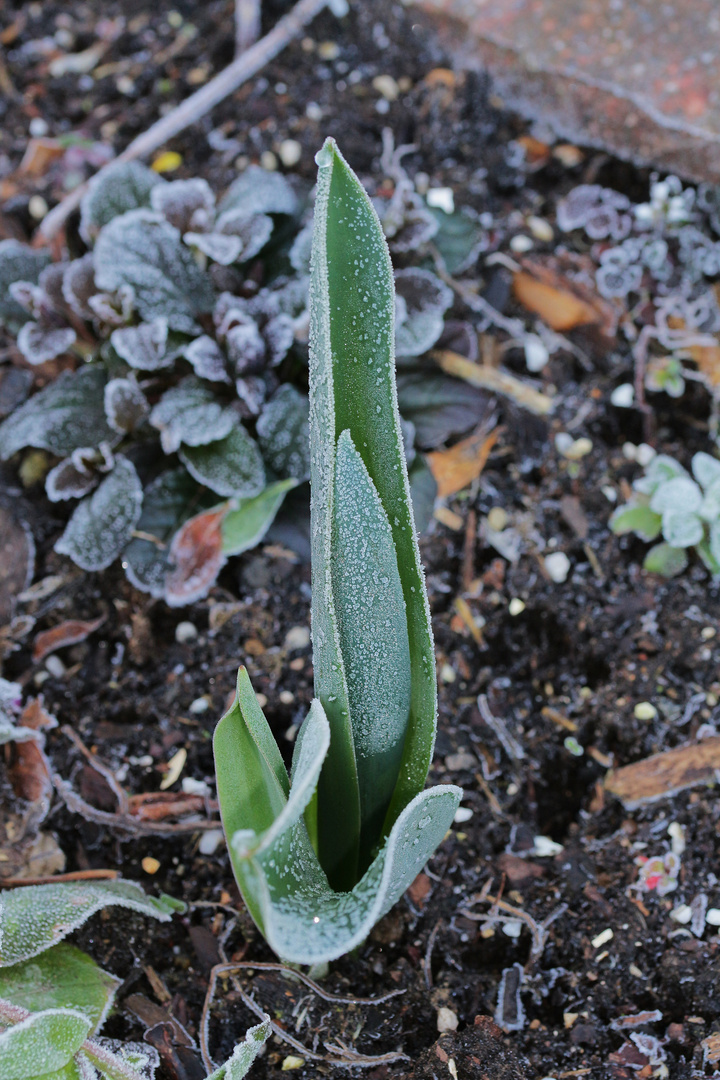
[610,451,720,577]
[0,155,483,604]
[557,175,720,401]
[0,879,269,1079]
[213,140,462,964]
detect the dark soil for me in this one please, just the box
[2,2,720,1079]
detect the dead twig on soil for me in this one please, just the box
[477,694,525,761]
[201,960,407,1072]
[236,0,262,55]
[0,868,119,888]
[460,892,567,969]
[39,0,343,242]
[423,917,442,988]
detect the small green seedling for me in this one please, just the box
[610,450,720,576]
[213,140,462,965]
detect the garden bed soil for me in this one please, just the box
[2,2,720,1079]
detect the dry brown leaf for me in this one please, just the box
[19,138,65,178]
[513,270,599,331]
[32,614,106,663]
[689,341,720,387]
[128,791,209,822]
[605,736,720,808]
[165,507,227,606]
[427,426,499,498]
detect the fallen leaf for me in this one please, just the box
[513,271,599,331]
[19,138,65,177]
[605,736,720,808]
[434,350,554,416]
[516,135,551,169]
[0,830,66,882]
[427,426,499,498]
[165,507,228,607]
[689,340,720,387]
[32,615,106,663]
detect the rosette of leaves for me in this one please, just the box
[0,879,269,1080]
[610,451,720,576]
[213,140,462,965]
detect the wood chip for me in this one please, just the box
[427,426,499,498]
[605,736,720,808]
[434,349,554,416]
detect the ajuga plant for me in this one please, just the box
[0,879,269,1080]
[213,140,462,964]
[610,451,720,577]
[0,148,485,606]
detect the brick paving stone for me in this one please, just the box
[410,0,720,181]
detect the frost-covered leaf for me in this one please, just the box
[16,323,76,365]
[662,510,704,548]
[649,476,703,515]
[206,1019,271,1080]
[0,367,115,461]
[0,241,50,330]
[94,210,214,333]
[256,385,310,481]
[149,377,236,454]
[0,1007,91,1079]
[86,1038,159,1080]
[179,424,265,498]
[110,318,182,371]
[104,379,148,434]
[0,944,119,1034]
[122,469,210,597]
[150,177,215,233]
[609,500,663,542]
[430,206,486,274]
[633,454,689,495]
[221,479,298,556]
[408,454,437,534]
[183,335,231,383]
[219,166,298,218]
[87,286,135,329]
[215,672,462,963]
[289,221,313,273]
[0,880,184,967]
[263,314,295,366]
[164,506,227,607]
[184,231,243,265]
[643,542,689,577]
[692,451,720,490]
[397,371,488,449]
[709,518,720,567]
[699,477,720,523]
[235,375,267,416]
[80,161,164,244]
[394,268,453,359]
[186,211,273,266]
[45,452,99,503]
[62,256,96,320]
[55,458,143,572]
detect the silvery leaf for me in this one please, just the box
[649,476,703,515]
[183,231,243,265]
[0,240,50,330]
[150,177,215,233]
[80,161,164,244]
[16,323,77,365]
[692,451,720,491]
[62,255,96,320]
[179,424,265,498]
[94,210,214,333]
[206,1019,271,1080]
[661,509,704,548]
[46,455,99,503]
[219,165,298,218]
[394,268,453,358]
[104,378,149,434]
[110,317,180,371]
[0,1007,90,1079]
[150,377,236,454]
[55,457,143,571]
[257,385,310,481]
[183,335,231,383]
[213,208,274,262]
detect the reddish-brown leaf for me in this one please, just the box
[32,615,106,663]
[164,507,227,606]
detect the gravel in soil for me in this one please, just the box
[2,2,720,1079]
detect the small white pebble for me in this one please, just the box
[45,655,66,678]
[260,151,278,171]
[278,139,302,167]
[668,821,685,856]
[634,701,657,721]
[502,919,523,939]
[285,625,310,651]
[189,696,209,714]
[592,928,614,949]
[426,187,454,214]
[524,334,549,372]
[506,782,519,795]
[29,117,49,137]
[602,485,617,503]
[527,215,554,242]
[453,806,474,824]
[533,835,564,857]
[279,690,295,705]
[175,621,198,643]
[635,443,656,466]
[436,1007,458,1033]
[198,828,224,856]
[611,383,635,408]
[317,40,340,60]
[440,663,456,684]
[372,74,399,101]
[116,75,135,95]
[706,908,720,926]
[701,626,716,640]
[545,552,571,584]
[509,598,526,616]
[182,777,210,796]
[306,101,323,121]
[28,195,49,221]
[487,506,509,531]
[623,441,639,461]
[671,904,693,924]
[510,233,533,253]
